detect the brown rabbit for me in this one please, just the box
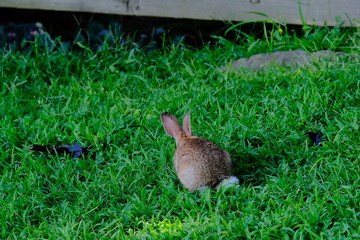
[161,111,239,191]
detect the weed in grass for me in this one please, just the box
[0,22,359,239]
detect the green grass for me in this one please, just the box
[0,24,360,239]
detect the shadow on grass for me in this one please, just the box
[229,148,283,187]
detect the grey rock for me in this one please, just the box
[222,50,345,71]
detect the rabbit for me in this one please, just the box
[161,111,239,191]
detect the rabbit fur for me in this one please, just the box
[161,111,239,191]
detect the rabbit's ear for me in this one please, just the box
[161,112,183,138]
[183,111,193,136]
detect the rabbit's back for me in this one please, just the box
[174,137,232,191]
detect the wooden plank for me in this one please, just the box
[0,0,359,26]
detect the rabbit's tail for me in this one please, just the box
[216,176,240,190]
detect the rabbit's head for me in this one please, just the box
[161,111,194,144]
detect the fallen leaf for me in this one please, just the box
[305,131,323,146]
[29,142,90,158]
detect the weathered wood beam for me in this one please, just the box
[0,0,359,26]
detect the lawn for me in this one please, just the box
[0,23,359,239]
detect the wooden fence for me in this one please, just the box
[0,0,359,26]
